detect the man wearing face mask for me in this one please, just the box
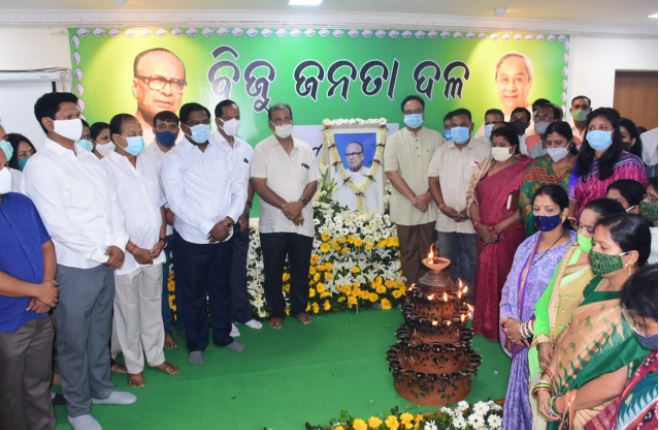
[476,108,504,146]
[101,113,179,389]
[0,147,59,430]
[161,102,247,365]
[384,95,443,286]
[140,110,180,349]
[569,95,591,145]
[524,102,563,160]
[251,103,319,330]
[428,108,490,293]
[209,99,262,335]
[22,92,134,430]
[510,107,532,155]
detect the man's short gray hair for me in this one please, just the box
[494,52,533,83]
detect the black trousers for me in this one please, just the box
[229,225,253,323]
[259,232,313,318]
[171,232,233,352]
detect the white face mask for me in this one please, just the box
[96,142,116,157]
[274,124,293,139]
[221,118,240,137]
[53,118,83,141]
[491,146,513,162]
[0,167,11,194]
[546,146,570,163]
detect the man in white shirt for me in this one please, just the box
[23,92,136,430]
[333,141,384,213]
[161,102,247,365]
[102,113,179,388]
[569,95,591,146]
[251,103,319,330]
[384,95,442,286]
[428,108,490,298]
[210,99,262,335]
[140,110,180,349]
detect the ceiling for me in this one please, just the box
[0,0,657,36]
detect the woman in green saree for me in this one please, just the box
[527,198,625,430]
[533,214,652,429]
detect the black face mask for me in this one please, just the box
[511,121,529,136]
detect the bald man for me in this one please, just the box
[132,48,186,143]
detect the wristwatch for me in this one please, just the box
[225,217,235,228]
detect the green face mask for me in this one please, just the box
[640,200,658,224]
[577,232,593,253]
[589,249,627,276]
[572,109,589,122]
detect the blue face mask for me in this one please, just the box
[189,124,211,144]
[403,114,424,129]
[77,139,94,153]
[0,140,13,162]
[18,156,31,171]
[586,130,613,152]
[124,136,145,157]
[635,331,658,350]
[450,126,471,145]
[442,129,452,141]
[484,123,495,139]
[156,131,177,148]
[534,214,563,231]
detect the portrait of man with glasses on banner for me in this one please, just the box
[331,131,384,214]
[132,48,187,143]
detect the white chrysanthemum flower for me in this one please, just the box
[473,401,489,416]
[456,400,469,411]
[467,413,485,428]
[487,414,502,429]
[452,415,467,429]
[423,420,438,430]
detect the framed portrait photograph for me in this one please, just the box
[322,119,388,214]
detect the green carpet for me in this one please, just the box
[54,310,510,430]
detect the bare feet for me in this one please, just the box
[268,317,283,330]
[52,372,60,386]
[296,312,312,325]
[127,372,144,388]
[111,363,127,374]
[152,361,179,376]
[164,333,178,349]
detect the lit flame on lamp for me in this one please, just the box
[422,244,451,272]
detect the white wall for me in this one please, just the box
[568,36,658,109]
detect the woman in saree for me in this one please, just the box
[534,214,652,429]
[500,184,576,430]
[519,121,578,236]
[528,198,625,430]
[585,264,657,430]
[568,108,647,217]
[467,124,531,341]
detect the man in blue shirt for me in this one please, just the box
[0,144,59,430]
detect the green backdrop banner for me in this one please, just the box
[69,27,569,145]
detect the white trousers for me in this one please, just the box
[112,265,165,374]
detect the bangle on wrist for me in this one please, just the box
[127,243,137,253]
[299,196,308,205]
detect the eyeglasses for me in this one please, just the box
[346,152,363,157]
[136,75,187,93]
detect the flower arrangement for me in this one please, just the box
[246,165,406,319]
[304,401,503,430]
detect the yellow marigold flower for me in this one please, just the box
[321,233,330,242]
[384,280,394,288]
[332,243,341,251]
[320,243,331,253]
[337,296,346,303]
[309,288,316,298]
[381,298,392,310]
[316,283,325,292]
[414,415,424,425]
[324,272,332,281]
[305,303,311,311]
[365,242,374,251]
[400,412,414,428]
[392,289,403,299]
[352,418,367,430]
[285,307,291,316]
[309,266,317,275]
[341,247,350,254]
[320,292,331,299]
[350,265,361,274]
[314,273,321,282]
[283,284,291,293]
[376,285,386,294]
[312,303,320,314]
[374,276,383,286]
[323,300,331,311]
[338,237,346,244]
[282,272,291,282]
[348,296,358,306]
[353,238,363,247]
[368,416,383,428]
[335,426,346,430]
[369,293,378,303]
[385,415,399,430]
[310,254,320,264]
[352,281,360,288]
[377,240,386,249]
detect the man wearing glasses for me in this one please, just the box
[334,141,383,213]
[132,48,187,143]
